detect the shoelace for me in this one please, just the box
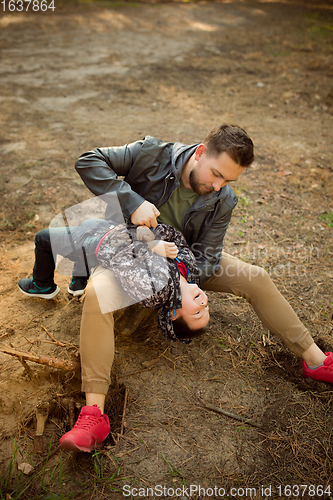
[73,414,103,431]
[33,281,51,291]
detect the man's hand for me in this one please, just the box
[147,240,179,259]
[136,226,155,242]
[131,201,160,228]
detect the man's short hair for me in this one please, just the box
[203,124,254,167]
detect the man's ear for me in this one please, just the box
[194,143,206,161]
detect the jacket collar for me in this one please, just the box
[172,142,199,180]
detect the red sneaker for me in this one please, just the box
[302,352,333,384]
[59,405,110,452]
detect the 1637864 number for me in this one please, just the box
[1,0,55,11]
[276,485,331,497]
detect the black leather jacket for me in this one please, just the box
[75,136,238,283]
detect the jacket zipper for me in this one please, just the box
[158,173,176,207]
[184,204,215,232]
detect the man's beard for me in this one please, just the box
[189,169,214,196]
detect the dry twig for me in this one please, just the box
[35,402,50,454]
[118,367,153,379]
[19,358,35,379]
[196,391,261,428]
[118,387,128,443]
[0,344,80,372]
[41,325,78,349]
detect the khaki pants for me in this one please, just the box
[80,252,314,395]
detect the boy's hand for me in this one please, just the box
[147,240,179,259]
[136,226,155,242]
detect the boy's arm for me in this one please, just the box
[136,225,155,242]
[147,240,178,259]
[136,225,178,259]
[153,224,200,281]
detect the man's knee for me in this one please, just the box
[83,279,110,316]
[87,269,131,315]
[225,261,268,282]
[247,264,269,282]
[235,264,272,302]
[84,277,111,305]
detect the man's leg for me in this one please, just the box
[60,265,133,452]
[80,265,134,401]
[202,252,315,357]
[202,252,333,384]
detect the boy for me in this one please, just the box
[18,219,210,343]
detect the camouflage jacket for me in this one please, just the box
[97,223,200,342]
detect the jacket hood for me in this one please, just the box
[171,142,199,179]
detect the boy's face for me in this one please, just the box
[189,145,245,195]
[175,279,209,330]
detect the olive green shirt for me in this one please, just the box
[157,178,199,234]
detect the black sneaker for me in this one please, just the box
[18,278,60,299]
[68,277,87,297]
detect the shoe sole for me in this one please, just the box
[18,285,60,299]
[67,287,85,297]
[303,374,332,384]
[59,438,103,453]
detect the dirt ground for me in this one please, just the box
[0,0,333,498]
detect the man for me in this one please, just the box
[59,125,333,453]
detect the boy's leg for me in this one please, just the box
[69,219,108,296]
[68,249,89,296]
[32,228,58,285]
[202,252,314,357]
[19,225,89,298]
[33,226,88,285]
[18,228,62,299]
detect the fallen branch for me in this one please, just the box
[41,325,78,349]
[118,387,128,443]
[0,344,80,372]
[196,391,261,428]
[19,358,35,379]
[68,398,76,428]
[118,367,153,379]
[35,402,50,454]
[0,328,15,340]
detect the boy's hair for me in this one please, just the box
[203,124,254,167]
[173,316,207,340]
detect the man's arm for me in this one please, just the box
[75,141,152,220]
